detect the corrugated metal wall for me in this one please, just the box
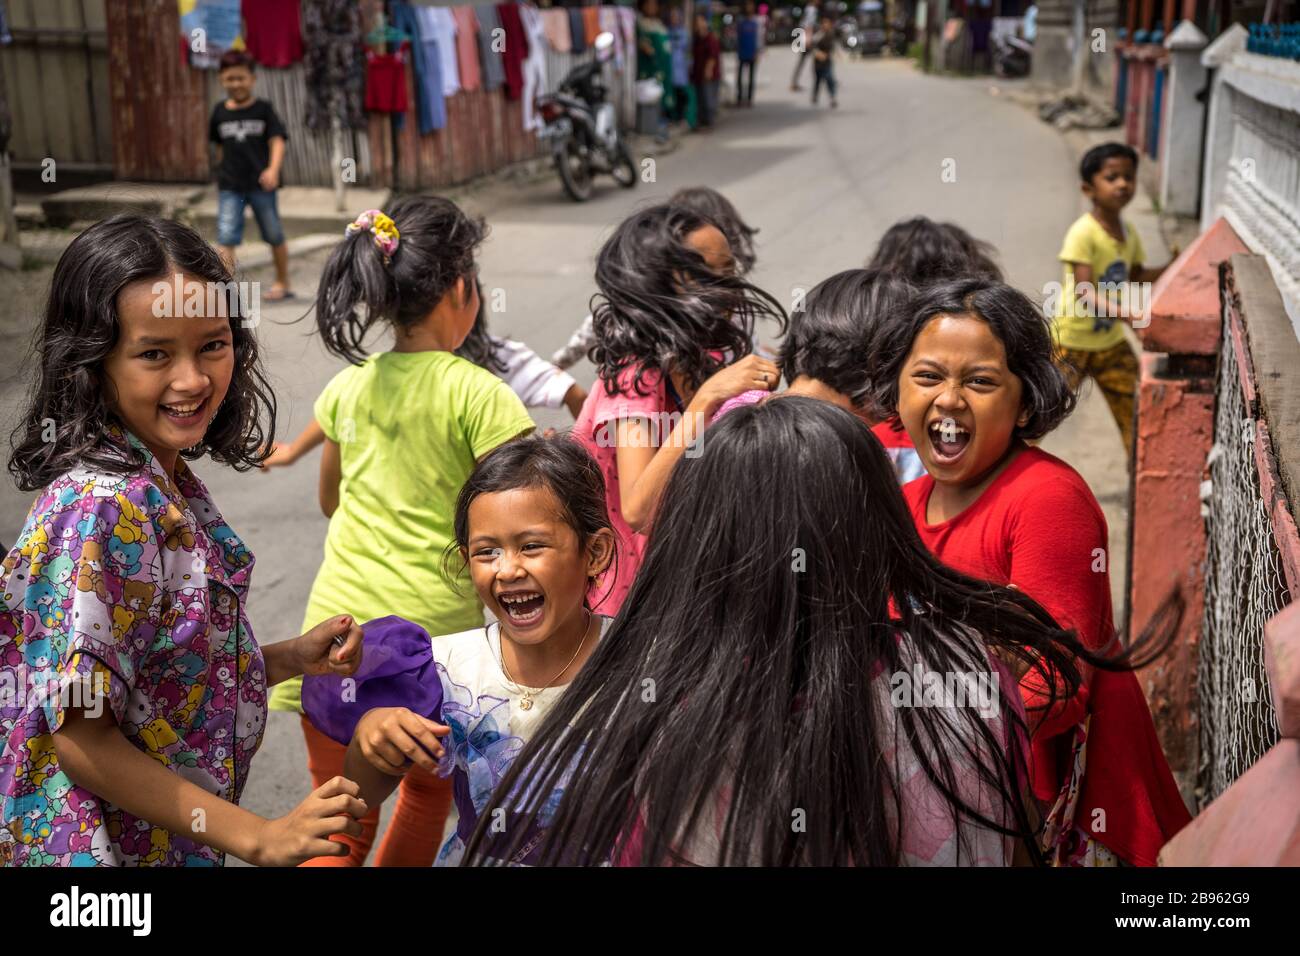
[106,0,208,181]
[2,0,113,171]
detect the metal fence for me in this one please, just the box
[1197,286,1285,808]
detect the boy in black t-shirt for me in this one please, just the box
[209,51,293,299]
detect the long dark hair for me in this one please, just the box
[590,203,786,399]
[867,216,1003,284]
[7,215,276,491]
[443,434,615,600]
[779,268,914,407]
[315,196,485,364]
[870,277,1077,441]
[462,398,1180,866]
[670,186,759,275]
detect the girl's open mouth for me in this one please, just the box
[160,398,209,427]
[927,418,971,465]
[498,590,546,628]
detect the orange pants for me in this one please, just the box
[298,716,453,867]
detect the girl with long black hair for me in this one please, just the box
[570,202,786,615]
[462,397,1179,866]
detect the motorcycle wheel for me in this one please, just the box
[556,140,594,202]
[611,142,637,189]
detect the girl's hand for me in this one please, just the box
[296,615,364,677]
[250,776,367,866]
[696,354,780,409]
[259,441,297,471]
[355,706,450,775]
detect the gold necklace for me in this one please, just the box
[495,610,593,711]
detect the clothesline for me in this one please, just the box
[185,2,637,137]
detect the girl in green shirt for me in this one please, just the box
[274,198,534,866]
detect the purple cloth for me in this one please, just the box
[302,615,442,746]
[710,388,769,424]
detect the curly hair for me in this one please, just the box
[866,216,1003,284]
[7,215,277,492]
[779,268,914,409]
[315,195,486,364]
[590,203,786,399]
[868,277,1076,442]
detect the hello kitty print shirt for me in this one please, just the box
[0,428,265,866]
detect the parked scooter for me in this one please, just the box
[536,31,637,202]
[992,32,1033,78]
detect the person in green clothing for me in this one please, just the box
[271,198,534,867]
[637,0,674,140]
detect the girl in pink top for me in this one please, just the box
[571,203,786,614]
[459,397,1125,866]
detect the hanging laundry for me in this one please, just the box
[452,7,482,92]
[180,0,243,68]
[582,6,601,47]
[495,3,528,101]
[519,2,548,132]
[364,42,411,114]
[475,5,506,92]
[240,0,303,67]
[425,6,461,98]
[541,7,571,54]
[599,5,623,66]
[392,0,446,132]
[302,0,365,131]
[567,7,586,54]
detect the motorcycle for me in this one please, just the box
[992,32,1033,78]
[536,31,637,202]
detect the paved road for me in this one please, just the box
[0,47,1144,863]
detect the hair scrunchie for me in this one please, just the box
[345,209,400,262]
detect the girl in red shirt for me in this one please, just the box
[870,276,1190,866]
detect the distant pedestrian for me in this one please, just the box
[209,51,294,300]
[811,15,839,108]
[735,0,762,107]
[691,12,721,130]
[667,7,692,125]
[791,0,819,90]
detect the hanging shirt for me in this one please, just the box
[392,1,445,132]
[418,6,465,97]
[364,43,411,114]
[599,6,624,65]
[496,3,528,100]
[568,7,587,54]
[519,3,548,132]
[541,7,571,52]
[582,6,601,46]
[240,0,304,67]
[476,5,507,91]
[452,7,482,92]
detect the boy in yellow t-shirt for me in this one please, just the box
[1054,142,1171,456]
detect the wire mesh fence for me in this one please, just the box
[1197,317,1285,809]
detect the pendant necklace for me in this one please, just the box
[496,610,592,711]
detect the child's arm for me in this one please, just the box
[259,136,286,191]
[551,313,597,370]
[54,705,366,866]
[619,354,778,531]
[1068,262,1140,324]
[261,419,326,470]
[319,438,342,518]
[491,336,586,416]
[344,706,450,811]
[261,614,364,687]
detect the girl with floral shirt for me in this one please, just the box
[0,216,365,867]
